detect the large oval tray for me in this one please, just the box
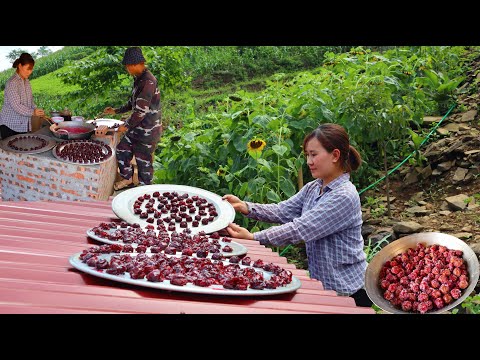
[111,184,236,235]
[69,251,301,296]
[86,227,248,257]
[0,133,56,154]
[52,139,114,166]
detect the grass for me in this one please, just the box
[30,69,81,96]
[364,234,391,263]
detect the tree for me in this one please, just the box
[57,46,192,100]
[6,48,29,62]
[36,46,52,58]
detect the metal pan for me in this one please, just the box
[365,232,480,314]
[50,121,95,140]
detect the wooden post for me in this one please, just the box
[298,167,304,191]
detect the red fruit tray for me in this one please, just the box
[86,225,248,257]
[1,134,56,154]
[52,139,114,165]
[111,184,236,235]
[69,250,301,296]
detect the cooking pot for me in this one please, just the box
[50,121,95,140]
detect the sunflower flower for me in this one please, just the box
[216,167,227,177]
[247,138,267,159]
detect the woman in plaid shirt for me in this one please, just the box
[0,53,45,139]
[223,123,372,307]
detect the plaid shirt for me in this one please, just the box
[0,72,35,132]
[246,173,366,295]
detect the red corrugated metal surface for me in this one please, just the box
[0,199,375,314]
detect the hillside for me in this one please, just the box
[2,45,478,266]
[359,53,480,298]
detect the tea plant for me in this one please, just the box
[452,294,480,314]
[364,234,391,263]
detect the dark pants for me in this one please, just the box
[0,125,22,140]
[351,288,373,307]
[116,133,157,185]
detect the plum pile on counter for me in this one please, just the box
[55,139,112,164]
[379,243,470,313]
[8,135,47,151]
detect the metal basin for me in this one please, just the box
[365,232,480,314]
[50,121,95,140]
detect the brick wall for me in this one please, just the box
[0,134,118,202]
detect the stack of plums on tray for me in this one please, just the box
[56,139,112,164]
[379,243,471,313]
[78,240,294,290]
[74,186,300,293]
[133,191,219,229]
[8,135,47,151]
[90,221,235,258]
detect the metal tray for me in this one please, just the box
[86,118,124,131]
[69,251,301,296]
[0,133,56,154]
[86,227,248,257]
[52,139,114,166]
[365,232,480,314]
[111,184,236,235]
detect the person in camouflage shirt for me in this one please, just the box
[104,47,162,191]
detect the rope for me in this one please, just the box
[279,103,456,257]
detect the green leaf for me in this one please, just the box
[295,157,305,170]
[184,132,196,142]
[280,177,297,197]
[266,118,282,131]
[423,69,440,88]
[257,158,272,171]
[286,158,295,171]
[197,167,210,173]
[207,173,220,187]
[272,144,288,156]
[232,134,246,152]
[266,190,281,202]
[251,115,273,128]
[238,182,249,198]
[231,110,244,119]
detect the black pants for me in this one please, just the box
[351,288,373,307]
[0,125,22,140]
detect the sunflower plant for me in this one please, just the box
[247,138,267,159]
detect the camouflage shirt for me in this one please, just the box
[115,68,161,144]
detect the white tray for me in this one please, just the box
[0,133,56,154]
[87,118,124,131]
[111,184,236,235]
[52,140,114,166]
[69,251,301,296]
[86,227,248,257]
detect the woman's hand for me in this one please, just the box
[34,108,45,116]
[226,222,254,240]
[222,194,249,214]
[103,107,116,115]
